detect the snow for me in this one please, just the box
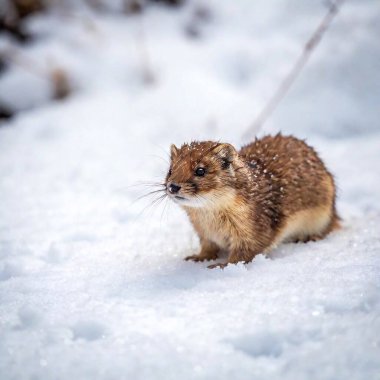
[1,1,380,379]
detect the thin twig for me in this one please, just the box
[241,0,346,141]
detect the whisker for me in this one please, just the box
[147,154,169,165]
[127,188,166,210]
[152,143,171,160]
[115,181,166,192]
[135,193,167,219]
[160,196,170,223]
[134,189,166,202]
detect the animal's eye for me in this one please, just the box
[195,167,206,177]
[221,158,230,170]
[168,168,172,176]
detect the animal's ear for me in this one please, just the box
[170,144,179,159]
[214,143,237,160]
[214,143,237,169]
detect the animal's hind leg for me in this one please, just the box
[325,211,341,233]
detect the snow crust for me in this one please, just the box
[0,1,379,379]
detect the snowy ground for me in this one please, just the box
[1,1,380,379]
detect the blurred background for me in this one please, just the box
[1,0,379,135]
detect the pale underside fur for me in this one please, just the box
[267,204,332,250]
[267,176,335,249]
[186,190,333,252]
[183,176,337,267]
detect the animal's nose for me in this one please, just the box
[168,183,181,194]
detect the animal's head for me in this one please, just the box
[165,141,240,208]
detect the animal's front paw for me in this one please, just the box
[185,254,208,262]
[207,262,228,270]
[185,254,203,262]
[185,252,218,262]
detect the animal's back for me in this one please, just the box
[239,134,340,245]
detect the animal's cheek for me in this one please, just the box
[200,179,217,191]
[212,177,224,187]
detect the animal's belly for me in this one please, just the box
[277,204,332,243]
[209,232,229,249]
[201,221,230,249]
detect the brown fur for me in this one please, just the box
[165,134,340,269]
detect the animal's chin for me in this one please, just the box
[169,194,208,208]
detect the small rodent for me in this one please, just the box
[165,134,340,269]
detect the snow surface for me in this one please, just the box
[1,1,380,379]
